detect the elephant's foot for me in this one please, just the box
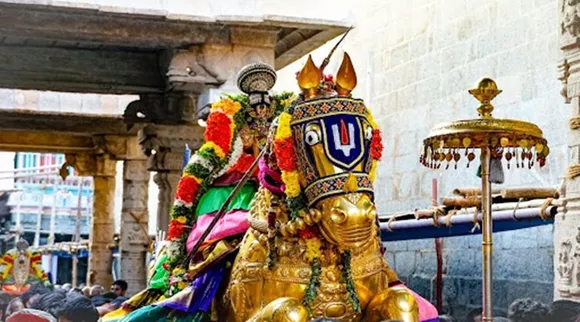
[365,287,419,322]
[248,297,309,322]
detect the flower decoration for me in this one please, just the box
[273,110,307,219]
[323,74,334,83]
[300,228,322,262]
[366,108,383,183]
[0,250,49,284]
[161,92,294,295]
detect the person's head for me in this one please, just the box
[102,292,116,302]
[438,315,455,322]
[88,285,102,297]
[466,307,482,322]
[80,287,90,297]
[29,291,66,318]
[57,296,98,322]
[0,291,11,320]
[508,298,549,322]
[6,298,24,317]
[110,280,127,297]
[493,318,510,322]
[61,284,72,292]
[549,300,580,322]
[21,285,50,308]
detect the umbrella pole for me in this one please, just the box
[481,145,493,321]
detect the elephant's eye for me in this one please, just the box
[305,123,321,146]
[305,130,320,146]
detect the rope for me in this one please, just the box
[444,209,458,227]
[386,216,397,232]
[512,198,523,221]
[570,117,580,130]
[470,208,481,233]
[567,164,580,179]
[540,198,554,220]
[430,207,444,227]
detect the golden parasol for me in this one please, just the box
[419,78,550,321]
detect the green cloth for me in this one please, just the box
[148,253,170,291]
[195,183,256,218]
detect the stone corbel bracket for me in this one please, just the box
[165,46,224,92]
[137,124,204,172]
[123,93,198,130]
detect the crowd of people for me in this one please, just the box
[0,280,128,322]
[456,297,580,322]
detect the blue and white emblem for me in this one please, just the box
[321,114,365,170]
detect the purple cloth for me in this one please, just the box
[157,265,226,313]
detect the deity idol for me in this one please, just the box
[0,239,50,296]
[105,49,438,322]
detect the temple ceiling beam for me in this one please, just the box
[0,46,163,94]
[0,3,224,49]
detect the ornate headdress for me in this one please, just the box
[273,42,383,214]
[236,62,277,120]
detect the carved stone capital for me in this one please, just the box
[138,124,204,172]
[561,0,580,48]
[123,92,199,129]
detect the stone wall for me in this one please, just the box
[275,0,565,318]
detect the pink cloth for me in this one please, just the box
[186,210,250,252]
[391,284,439,321]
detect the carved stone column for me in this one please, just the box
[67,153,117,287]
[556,0,580,300]
[120,159,150,295]
[138,124,204,231]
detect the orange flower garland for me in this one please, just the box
[164,97,242,295]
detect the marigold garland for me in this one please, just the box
[160,92,292,296]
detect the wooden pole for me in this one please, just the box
[72,178,83,287]
[433,179,444,312]
[34,182,47,247]
[14,190,22,243]
[48,183,59,245]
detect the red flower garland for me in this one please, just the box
[175,176,201,204]
[370,129,383,160]
[228,153,256,174]
[298,225,319,239]
[205,112,233,155]
[167,221,187,240]
[273,138,297,172]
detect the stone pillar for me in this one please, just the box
[138,124,204,231]
[67,153,117,287]
[556,1,580,300]
[153,172,182,230]
[120,159,150,295]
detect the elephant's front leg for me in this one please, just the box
[365,287,419,322]
[248,297,309,322]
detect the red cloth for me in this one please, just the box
[7,309,56,322]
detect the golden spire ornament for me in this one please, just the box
[336,52,357,96]
[297,55,321,99]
